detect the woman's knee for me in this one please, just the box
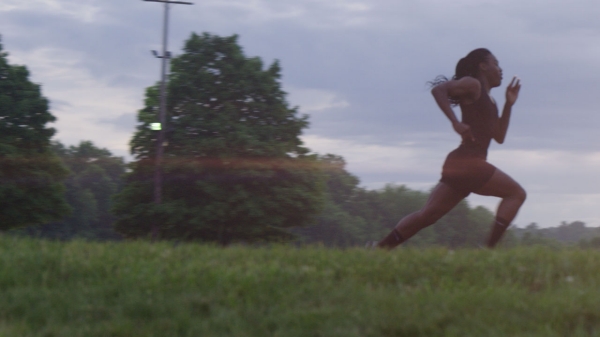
[513,185,527,203]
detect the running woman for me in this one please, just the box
[377,48,525,249]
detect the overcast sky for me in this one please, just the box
[2,0,600,228]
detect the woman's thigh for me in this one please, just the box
[473,168,524,198]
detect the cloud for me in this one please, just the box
[457,147,600,227]
[98,113,137,133]
[490,149,600,194]
[190,0,372,29]
[0,0,103,23]
[302,134,449,187]
[49,99,72,111]
[287,87,350,113]
[7,46,140,158]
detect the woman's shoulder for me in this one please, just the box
[446,76,481,104]
[455,76,481,93]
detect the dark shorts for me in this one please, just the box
[439,149,497,195]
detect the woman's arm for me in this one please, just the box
[494,76,521,144]
[431,76,480,140]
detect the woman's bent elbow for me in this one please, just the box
[431,85,443,97]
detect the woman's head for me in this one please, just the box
[454,48,502,87]
[454,48,491,79]
[428,48,503,105]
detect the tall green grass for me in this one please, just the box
[0,235,599,336]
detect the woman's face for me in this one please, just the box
[481,54,503,87]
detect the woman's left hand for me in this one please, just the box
[505,76,521,106]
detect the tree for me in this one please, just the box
[113,33,324,244]
[292,154,367,247]
[348,184,431,245]
[556,221,587,243]
[17,141,125,240]
[337,184,498,248]
[0,39,70,230]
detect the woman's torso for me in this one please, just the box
[454,87,499,159]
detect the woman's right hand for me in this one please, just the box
[453,122,475,141]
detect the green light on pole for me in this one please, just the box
[151,123,162,130]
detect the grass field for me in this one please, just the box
[0,236,599,336]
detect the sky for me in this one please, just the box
[2,0,600,228]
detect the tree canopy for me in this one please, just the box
[0,39,70,230]
[17,141,125,240]
[113,33,324,244]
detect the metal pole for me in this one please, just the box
[154,1,169,207]
[144,0,193,239]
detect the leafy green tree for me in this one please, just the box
[348,185,431,245]
[555,221,589,243]
[19,141,125,240]
[332,184,499,248]
[113,33,324,244]
[428,202,494,248]
[287,166,510,248]
[0,39,70,229]
[292,154,367,247]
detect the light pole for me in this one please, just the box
[144,0,193,238]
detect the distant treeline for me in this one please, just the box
[511,221,600,248]
[12,142,600,248]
